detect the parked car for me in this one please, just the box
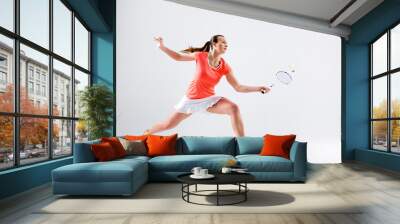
[54,149,62,156]
[7,153,13,161]
[8,150,32,160]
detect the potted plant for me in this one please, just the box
[79,84,114,140]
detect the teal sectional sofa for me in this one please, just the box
[52,136,307,196]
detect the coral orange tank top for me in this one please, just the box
[186,52,232,99]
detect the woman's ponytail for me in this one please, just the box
[181,35,223,53]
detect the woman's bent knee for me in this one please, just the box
[228,103,240,115]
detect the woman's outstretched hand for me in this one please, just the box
[153,36,164,48]
[260,86,270,94]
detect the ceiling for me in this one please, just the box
[165,0,384,39]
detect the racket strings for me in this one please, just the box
[275,71,292,85]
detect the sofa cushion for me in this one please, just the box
[236,137,263,155]
[115,155,150,163]
[118,138,147,156]
[53,157,148,183]
[236,155,293,172]
[124,135,148,141]
[147,134,178,157]
[101,137,127,158]
[148,154,235,172]
[177,136,236,155]
[260,134,296,159]
[91,142,118,161]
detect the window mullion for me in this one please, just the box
[13,0,20,167]
[388,30,391,152]
[370,45,373,149]
[49,0,54,160]
[71,10,76,155]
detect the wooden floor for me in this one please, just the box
[1,162,400,224]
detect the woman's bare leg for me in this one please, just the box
[145,112,191,134]
[206,97,245,136]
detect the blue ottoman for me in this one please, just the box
[52,157,148,196]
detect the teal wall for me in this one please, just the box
[91,0,116,136]
[0,158,72,199]
[92,32,115,135]
[343,0,400,171]
[0,0,116,200]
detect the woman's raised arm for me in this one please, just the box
[154,36,195,61]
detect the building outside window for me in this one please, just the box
[35,70,40,81]
[0,54,7,67]
[28,81,34,94]
[0,54,7,89]
[0,71,6,84]
[28,67,34,80]
[41,73,46,83]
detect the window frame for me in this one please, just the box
[370,20,400,154]
[0,0,92,171]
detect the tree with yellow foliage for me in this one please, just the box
[0,84,60,151]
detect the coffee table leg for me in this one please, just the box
[245,183,247,201]
[187,184,190,202]
[217,184,219,206]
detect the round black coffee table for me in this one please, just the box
[177,172,255,206]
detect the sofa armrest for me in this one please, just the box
[289,141,307,181]
[73,140,100,163]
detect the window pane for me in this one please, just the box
[372,33,387,76]
[74,69,89,118]
[53,59,72,117]
[75,17,89,69]
[391,24,400,70]
[20,117,49,165]
[75,119,88,143]
[20,0,49,49]
[20,44,49,115]
[0,116,13,170]
[53,119,72,157]
[391,120,400,153]
[372,121,388,151]
[391,72,400,117]
[0,0,13,31]
[53,0,72,60]
[372,77,387,119]
[0,34,14,113]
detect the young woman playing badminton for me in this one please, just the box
[145,35,270,137]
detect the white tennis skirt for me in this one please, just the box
[174,95,223,114]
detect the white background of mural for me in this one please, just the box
[116,0,341,163]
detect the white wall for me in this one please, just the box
[117,0,342,163]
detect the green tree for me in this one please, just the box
[79,84,114,140]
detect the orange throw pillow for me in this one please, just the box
[101,137,127,158]
[124,135,148,141]
[91,142,117,161]
[146,133,178,157]
[260,134,296,159]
